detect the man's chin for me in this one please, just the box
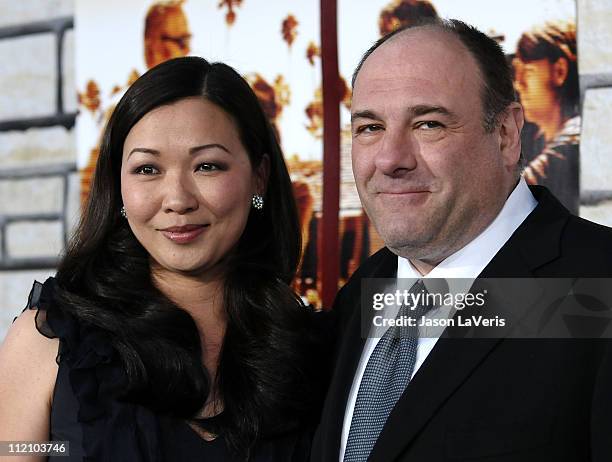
[384,237,433,259]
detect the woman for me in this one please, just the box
[512,21,579,213]
[0,57,330,461]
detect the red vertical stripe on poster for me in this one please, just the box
[320,0,341,309]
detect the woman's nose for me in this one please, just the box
[161,174,199,214]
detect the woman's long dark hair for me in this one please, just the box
[55,57,324,457]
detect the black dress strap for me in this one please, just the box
[25,279,44,310]
[22,278,59,340]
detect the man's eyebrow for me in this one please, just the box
[351,106,457,124]
[127,144,230,159]
[351,110,381,123]
[408,105,456,119]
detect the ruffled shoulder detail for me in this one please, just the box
[25,278,62,340]
[25,278,163,461]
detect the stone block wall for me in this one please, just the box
[578,0,612,225]
[0,0,77,338]
[1,0,612,340]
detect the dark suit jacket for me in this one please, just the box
[312,186,612,461]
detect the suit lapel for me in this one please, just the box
[369,186,570,462]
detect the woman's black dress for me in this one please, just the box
[26,278,323,461]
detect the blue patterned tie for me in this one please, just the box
[343,279,430,462]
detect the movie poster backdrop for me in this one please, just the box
[76,0,578,307]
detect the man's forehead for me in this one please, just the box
[355,27,478,87]
[352,76,449,110]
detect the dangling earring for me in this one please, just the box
[120,206,127,218]
[251,194,264,210]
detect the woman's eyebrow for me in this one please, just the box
[127,143,231,159]
[189,143,231,155]
[127,147,159,159]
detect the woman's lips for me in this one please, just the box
[160,225,208,244]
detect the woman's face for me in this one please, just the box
[120,97,264,277]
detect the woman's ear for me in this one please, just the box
[552,57,569,87]
[255,154,270,195]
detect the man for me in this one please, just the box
[312,19,612,462]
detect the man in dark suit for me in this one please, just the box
[312,18,612,462]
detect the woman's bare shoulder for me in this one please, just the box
[2,309,59,360]
[0,308,59,410]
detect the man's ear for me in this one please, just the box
[498,102,524,169]
[552,57,569,87]
[255,154,270,195]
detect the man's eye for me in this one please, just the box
[355,124,383,135]
[134,165,159,175]
[416,121,443,130]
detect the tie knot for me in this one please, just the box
[386,279,435,339]
[399,279,435,316]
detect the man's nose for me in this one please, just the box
[161,173,199,214]
[374,129,418,176]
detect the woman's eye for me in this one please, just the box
[134,165,159,175]
[196,163,219,172]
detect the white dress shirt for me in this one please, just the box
[339,178,538,460]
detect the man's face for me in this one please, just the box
[351,28,517,265]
